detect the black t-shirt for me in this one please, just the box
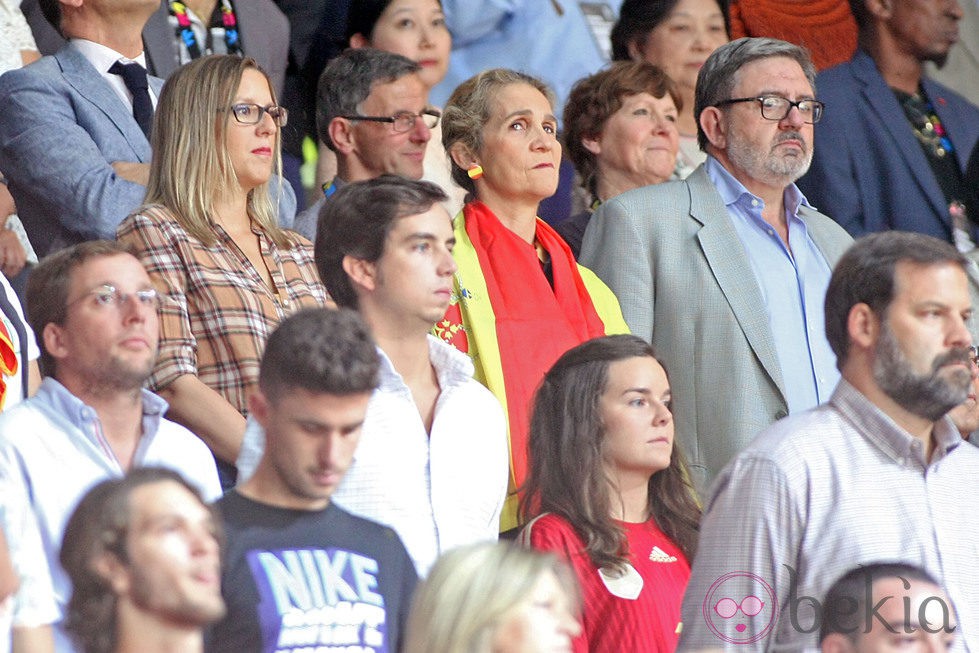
[206,491,418,653]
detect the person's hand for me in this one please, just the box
[0,229,27,278]
[111,161,151,186]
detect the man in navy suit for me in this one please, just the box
[797,0,979,249]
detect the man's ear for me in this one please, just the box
[248,390,270,430]
[699,106,726,150]
[864,0,892,20]
[847,303,880,351]
[342,255,378,293]
[93,552,130,596]
[329,117,356,156]
[449,142,479,171]
[42,323,69,365]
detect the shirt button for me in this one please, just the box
[751,199,759,207]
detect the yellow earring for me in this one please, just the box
[467,164,484,180]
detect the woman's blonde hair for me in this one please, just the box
[441,68,555,196]
[143,54,290,248]
[403,543,578,653]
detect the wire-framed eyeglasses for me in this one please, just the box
[339,108,441,133]
[714,95,825,124]
[68,284,162,311]
[228,103,289,127]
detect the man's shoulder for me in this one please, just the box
[730,404,850,471]
[0,52,64,94]
[606,177,693,215]
[218,495,410,558]
[0,395,63,445]
[799,204,854,249]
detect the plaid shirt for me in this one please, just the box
[117,205,328,414]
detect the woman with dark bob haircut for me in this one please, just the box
[521,334,700,652]
[558,61,682,258]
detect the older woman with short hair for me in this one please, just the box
[558,61,681,258]
[436,69,628,532]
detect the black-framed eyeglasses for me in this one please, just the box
[339,108,441,133]
[714,95,825,124]
[68,284,162,311]
[228,103,289,126]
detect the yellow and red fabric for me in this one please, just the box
[435,201,628,530]
[0,319,19,411]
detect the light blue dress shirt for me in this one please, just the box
[706,156,838,413]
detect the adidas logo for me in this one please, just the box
[649,546,677,563]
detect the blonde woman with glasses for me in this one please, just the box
[117,55,329,487]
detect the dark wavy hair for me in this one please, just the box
[522,335,701,573]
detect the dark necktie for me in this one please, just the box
[109,60,153,139]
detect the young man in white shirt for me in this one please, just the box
[238,175,508,576]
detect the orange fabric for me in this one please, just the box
[462,201,607,490]
[728,0,858,71]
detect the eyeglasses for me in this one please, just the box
[69,284,162,311]
[714,95,825,124]
[228,103,289,126]
[714,596,765,618]
[339,108,441,133]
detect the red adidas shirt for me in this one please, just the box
[525,513,690,652]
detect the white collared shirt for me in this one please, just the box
[70,38,158,111]
[237,336,510,577]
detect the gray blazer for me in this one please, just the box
[580,165,854,492]
[0,42,164,258]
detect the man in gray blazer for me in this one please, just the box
[580,37,854,493]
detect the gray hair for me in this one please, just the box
[315,48,421,151]
[695,37,817,151]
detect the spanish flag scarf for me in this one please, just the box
[462,201,607,495]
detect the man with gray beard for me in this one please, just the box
[580,37,853,492]
[678,231,979,652]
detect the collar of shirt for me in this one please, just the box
[33,375,168,438]
[70,38,156,110]
[830,378,963,467]
[705,155,811,219]
[376,335,474,394]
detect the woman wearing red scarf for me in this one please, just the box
[435,69,628,533]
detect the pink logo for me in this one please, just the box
[702,572,778,644]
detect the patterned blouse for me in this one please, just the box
[117,205,328,414]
